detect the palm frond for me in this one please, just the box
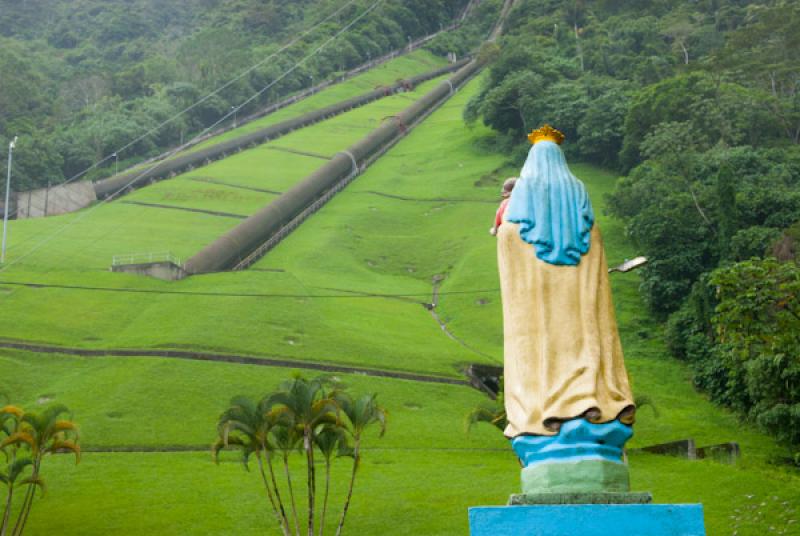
[19,476,46,497]
[211,437,226,464]
[0,405,24,419]
[633,394,660,418]
[8,458,34,482]
[50,439,81,463]
[0,431,36,452]
[53,420,79,435]
[465,402,507,432]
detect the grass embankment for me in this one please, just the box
[0,76,798,534]
[186,49,449,153]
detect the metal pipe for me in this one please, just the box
[92,60,470,200]
[184,59,483,274]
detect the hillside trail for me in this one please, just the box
[428,275,501,364]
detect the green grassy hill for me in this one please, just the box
[1,74,798,535]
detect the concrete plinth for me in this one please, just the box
[111,261,187,281]
[509,491,652,505]
[469,504,706,535]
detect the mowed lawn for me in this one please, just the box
[0,76,798,534]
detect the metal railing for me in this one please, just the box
[112,251,182,267]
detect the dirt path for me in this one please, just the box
[427,277,502,364]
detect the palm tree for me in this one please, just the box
[314,425,350,536]
[333,393,386,536]
[465,377,507,433]
[214,376,386,536]
[213,396,291,536]
[1,404,28,536]
[0,459,39,536]
[267,377,341,536]
[0,404,79,536]
[270,416,303,536]
[465,400,507,433]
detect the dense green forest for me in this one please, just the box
[467,0,800,462]
[0,0,498,188]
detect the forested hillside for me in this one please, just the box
[467,0,800,462]
[0,0,499,188]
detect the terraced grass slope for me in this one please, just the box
[187,50,450,152]
[0,77,798,535]
[119,49,448,170]
[3,75,449,275]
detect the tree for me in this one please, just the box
[0,404,80,536]
[465,378,507,433]
[716,160,737,259]
[619,73,716,170]
[267,377,340,536]
[711,258,800,462]
[214,375,386,536]
[577,82,631,167]
[716,1,800,144]
[314,426,349,536]
[660,13,699,65]
[332,392,386,536]
[213,396,291,536]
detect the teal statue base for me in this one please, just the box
[521,459,630,494]
[469,504,706,535]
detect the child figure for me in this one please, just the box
[490,177,517,236]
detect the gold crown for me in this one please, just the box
[527,124,565,145]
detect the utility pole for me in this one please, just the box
[2,136,18,264]
[44,180,50,217]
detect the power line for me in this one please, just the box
[1,0,386,273]
[0,279,499,299]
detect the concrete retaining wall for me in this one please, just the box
[15,182,97,219]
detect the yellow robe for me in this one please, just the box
[498,221,635,437]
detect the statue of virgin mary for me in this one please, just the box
[497,125,635,474]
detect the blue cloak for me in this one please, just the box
[505,141,594,265]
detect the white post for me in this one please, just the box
[2,137,17,264]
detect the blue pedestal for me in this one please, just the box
[469,504,706,535]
